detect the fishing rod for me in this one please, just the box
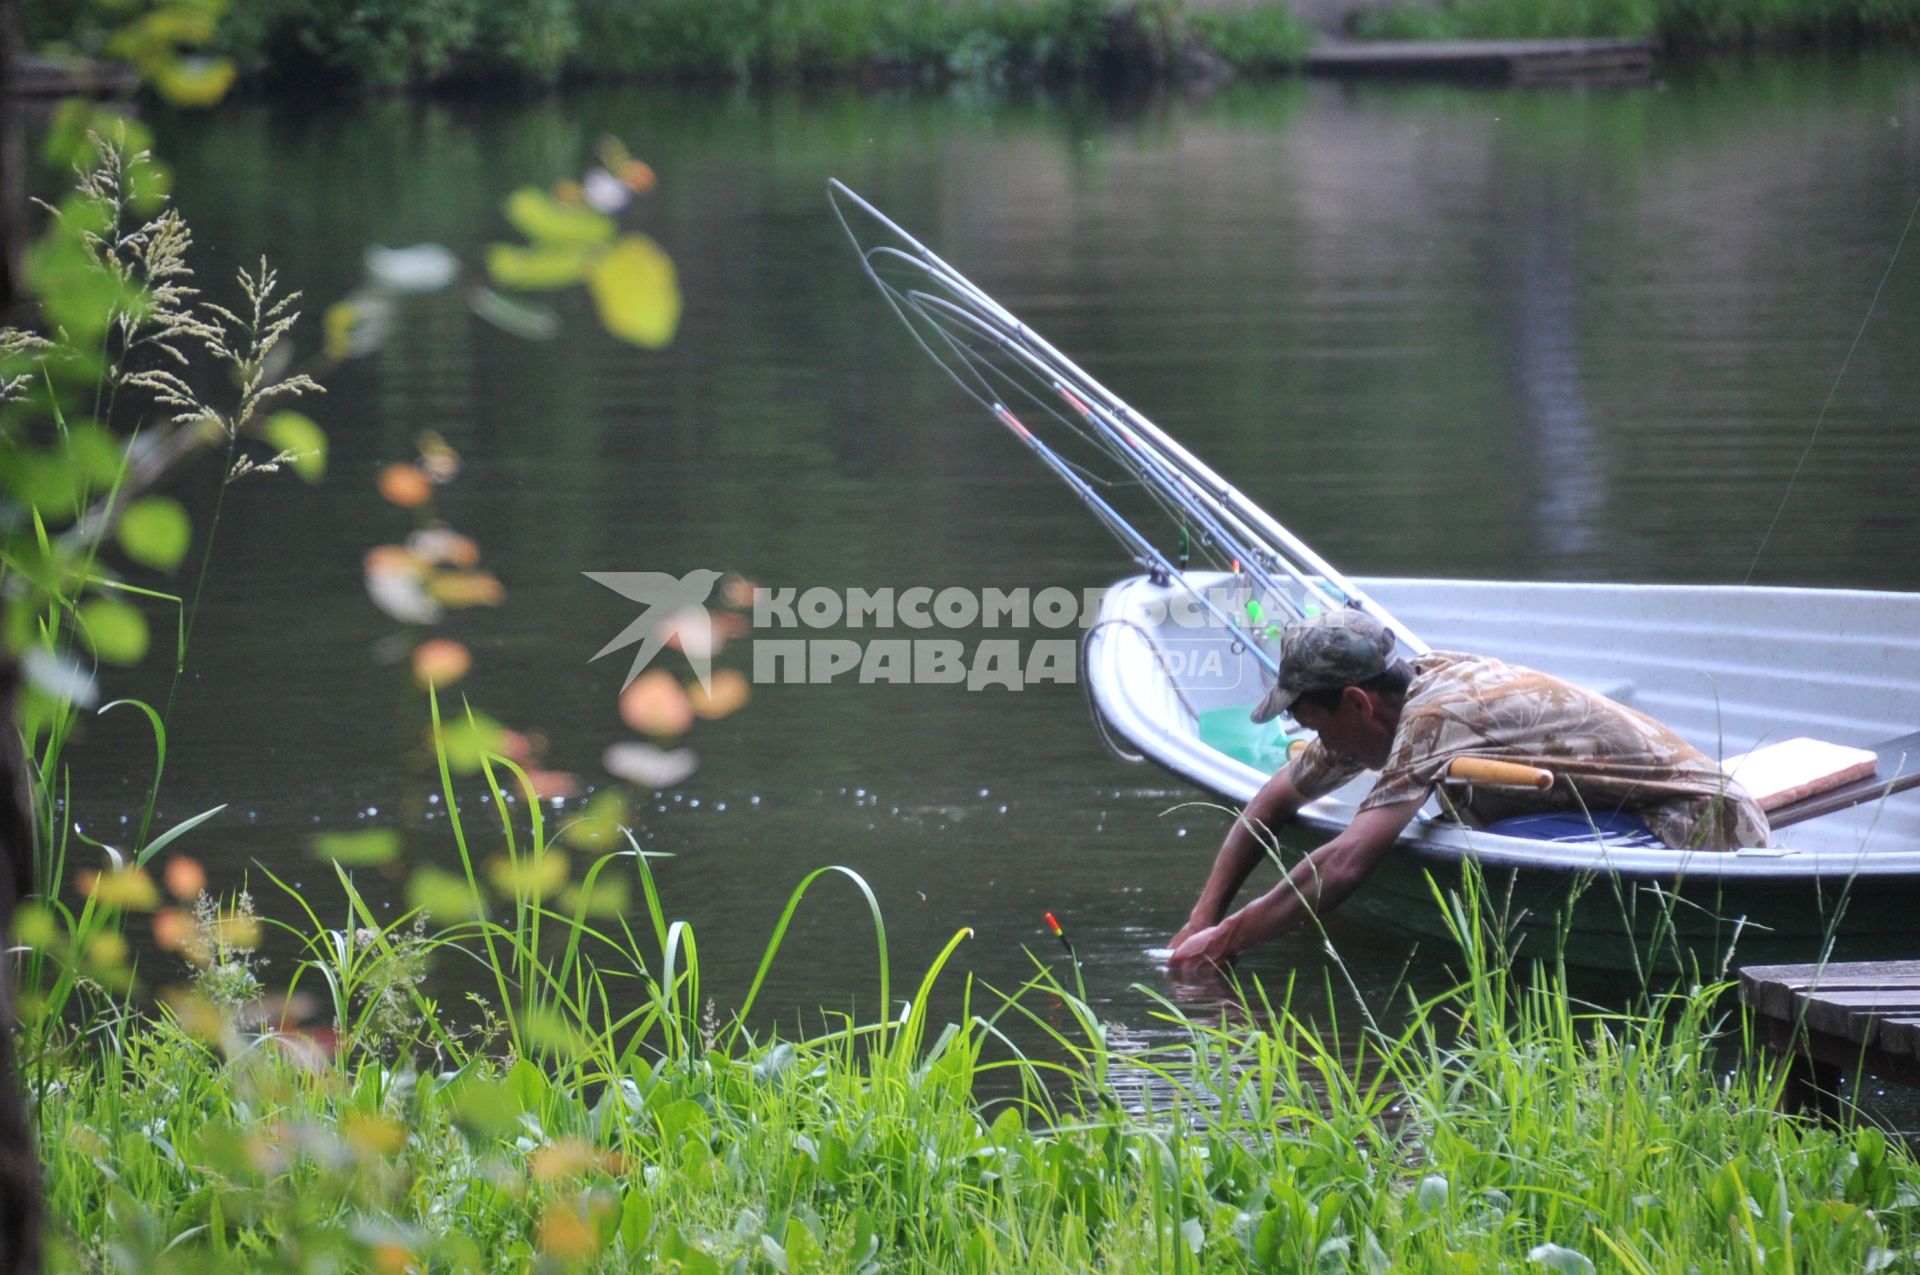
[920,308,1285,673]
[870,246,1307,609]
[829,180,1428,657]
[838,194,1289,580]
[875,246,1318,654]
[908,288,1356,628]
[848,209,1347,658]
[898,279,1303,654]
[829,179,1429,662]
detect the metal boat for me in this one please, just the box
[1087,571,1920,966]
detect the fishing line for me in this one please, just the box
[909,294,1140,487]
[913,286,1309,600]
[1744,189,1920,584]
[913,292,1299,600]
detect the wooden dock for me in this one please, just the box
[7,55,139,100]
[1740,961,1920,1117]
[1306,38,1658,87]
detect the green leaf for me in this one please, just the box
[1526,1244,1595,1275]
[9,902,57,950]
[519,1007,588,1056]
[101,699,167,798]
[152,56,236,108]
[79,598,149,665]
[752,1042,795,1084]
[407,866,484,921]
[486,242,592,291]
[43,106,154,172]
[654,1097,708,1144]
[123,156,174,214]
[502,187,615,247]
[619,1191,654,1254]
[587,235,681,349]
[559,873,629,918]
[135,803,226,868]
[782,1217,823,1272]
[260,411,327,482]
[438,711,508,775]
[312,828,401,866]
[117,497,191,571]
[446,1075,522,1143]
[659,1229,723,1275]
[560,790,629,850]
[26,198,146,347]
[67,423,129,487]
[7,450,86,519]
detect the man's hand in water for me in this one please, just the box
[1168,921,1237,971]
[1167,916,1213,951]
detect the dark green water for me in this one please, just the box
[67,54,1920,1033]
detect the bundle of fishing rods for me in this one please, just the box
[829,179,1429,687]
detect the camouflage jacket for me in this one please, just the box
[1287,651,1771,850]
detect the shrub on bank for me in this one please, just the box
[24,0,1305,89]
[1353,0,1920,45]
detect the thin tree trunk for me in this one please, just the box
[0,661,42,1272]
[0,0,49,1265]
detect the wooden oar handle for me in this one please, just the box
[1446,757,1555,790]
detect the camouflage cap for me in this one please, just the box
[1250,608,1397,724]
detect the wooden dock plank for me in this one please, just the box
[1739,960,1920,1020]
[1305,38,1658,86]
[1740,959,1920,1113]
[7,55,139,99]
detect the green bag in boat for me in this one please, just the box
[1197,706,1293,772]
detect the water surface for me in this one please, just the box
[69,55,1920,1032]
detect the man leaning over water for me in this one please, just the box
[1166,609,1769,970]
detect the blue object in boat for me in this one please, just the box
[1483,810,1664,848]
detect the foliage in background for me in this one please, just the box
[21,0,1311,89]
[1353,0,1920,44]
[25,0,1920,90]
[1188,6,1315,71]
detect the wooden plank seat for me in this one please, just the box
[1739,960,1920,1116]
[1768,729,1920,830]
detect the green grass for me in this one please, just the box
[25,712,1920,1271]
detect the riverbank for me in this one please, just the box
[19,0,1313,93]
[18,0,1920,94]
[30,854,1920,1272]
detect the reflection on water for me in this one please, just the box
[61,54,1920,1035]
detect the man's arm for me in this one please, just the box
[1168,796,1424,968]
[1169,765,1306,949]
